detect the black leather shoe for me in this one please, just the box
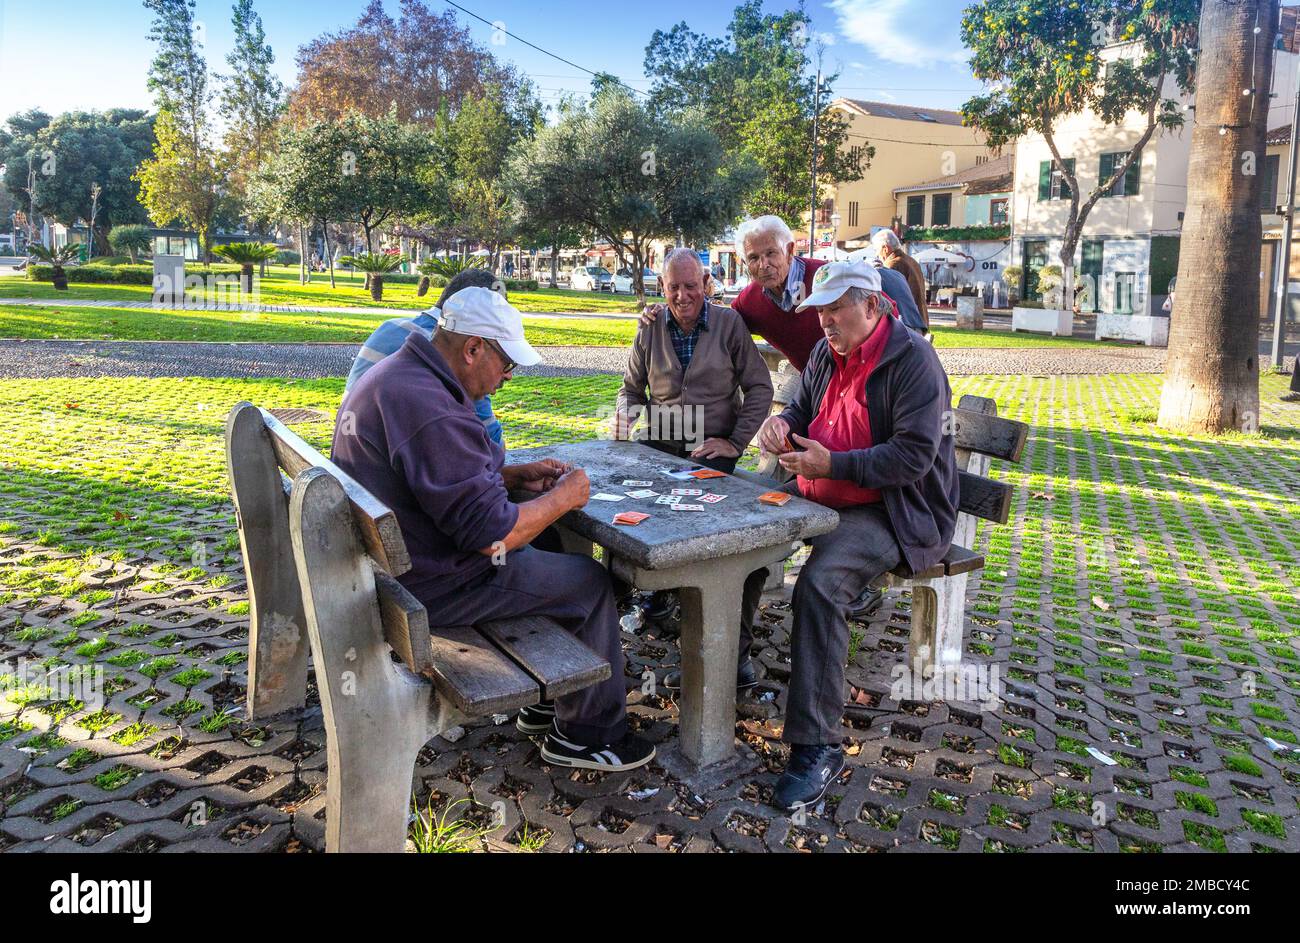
[662,659,758,692]
[772,744,845,812]
[847,586,885,620]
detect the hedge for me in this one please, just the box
[904,224,1011,243]
[28,263,243,284]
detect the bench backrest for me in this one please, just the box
[949,394,1028,545]
[225,401,433,677]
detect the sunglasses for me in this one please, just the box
[484,338,516,373]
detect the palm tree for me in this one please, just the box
[417,256,487,297]
[212,242,280,294]
[27,244,82,290]
[340,252,409,301]
[1158,0,1271,433]
[108,224,153,264]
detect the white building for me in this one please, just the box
[1009,30,1299,319]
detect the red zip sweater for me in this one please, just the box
[733,257,900,371]
[732,257,826,372]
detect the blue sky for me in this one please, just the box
[0,0,984,123]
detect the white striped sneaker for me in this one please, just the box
[539,723,655,772]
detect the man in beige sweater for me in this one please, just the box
[615,249,773,473]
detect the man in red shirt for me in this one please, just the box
[751,259,959,813]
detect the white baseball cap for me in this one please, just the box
[438,286,543,367]
[796,259,883,311]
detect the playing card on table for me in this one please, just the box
[664,466,703,480]
[700,493,727,504]
[690,468,726,480]
[613,511,650,525]
[670,488,703,496]
[654,495,681,505]
[759,491,791,506]
[591,492,625,502]
[670,503,705,511]
[625,489,657,499]
[621,480,654,487]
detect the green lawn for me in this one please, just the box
[0,266,639,314]
[0,300,1128,350]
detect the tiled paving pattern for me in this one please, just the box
[1,372,1298,852]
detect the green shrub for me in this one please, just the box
[28,262,242,285]
[275,249,301,265]
[87,255,133,266]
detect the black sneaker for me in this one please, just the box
[772,744,845,812]
[515,700,555,736]
[847,586,885,620]
[540,724,656,772]
[663,659,758,692]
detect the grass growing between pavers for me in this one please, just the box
[0,301,1128,350]
[0,370,1298,851]
[0,267,640,313]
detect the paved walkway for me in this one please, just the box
[0,338,1188,379]
[0,296,643,322]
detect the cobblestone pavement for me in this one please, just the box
[2,523,1298,854]
[0,338,1198,379]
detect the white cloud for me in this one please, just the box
[829,0,969,69]
[874,90,898,101]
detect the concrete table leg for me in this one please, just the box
[611,543,796,777]
[675,566,746,767]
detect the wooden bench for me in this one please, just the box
[871,393,1028,677]
[224,402,610,852]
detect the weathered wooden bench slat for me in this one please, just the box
[372,570,433,675]
[425,623,541,716]
[956,469,1013,524]
[942,544,985,576]
[953,406,1028,463]
[477,616,612,700]
[261,409,412,577]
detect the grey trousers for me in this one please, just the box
[779,502,901,745]
[417,546,627,746]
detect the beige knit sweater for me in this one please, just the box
[617,302,774,451]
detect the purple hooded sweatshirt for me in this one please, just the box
[331,332,519,602]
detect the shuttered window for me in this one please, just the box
[1100,151,1141,197]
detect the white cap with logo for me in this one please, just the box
[796,259,882,311]
[438,286,543,367]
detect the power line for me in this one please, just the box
[443,0,647,98]
[844,132,991,147]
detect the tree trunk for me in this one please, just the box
[370,275,384,302]
[550,233,559,289]
[241,263,254,296]
[298,222,308,285]
[323,221,336,289]
[1158,0,1274,434]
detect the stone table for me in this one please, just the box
[507,439,839,779]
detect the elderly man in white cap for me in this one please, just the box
[332,286,655,772]
[747,259,958,812]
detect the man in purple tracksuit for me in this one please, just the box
[331,287,654,771]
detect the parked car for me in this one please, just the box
[570,265,613,292]
[1161,275,1176,315]
[613,266,660,295]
